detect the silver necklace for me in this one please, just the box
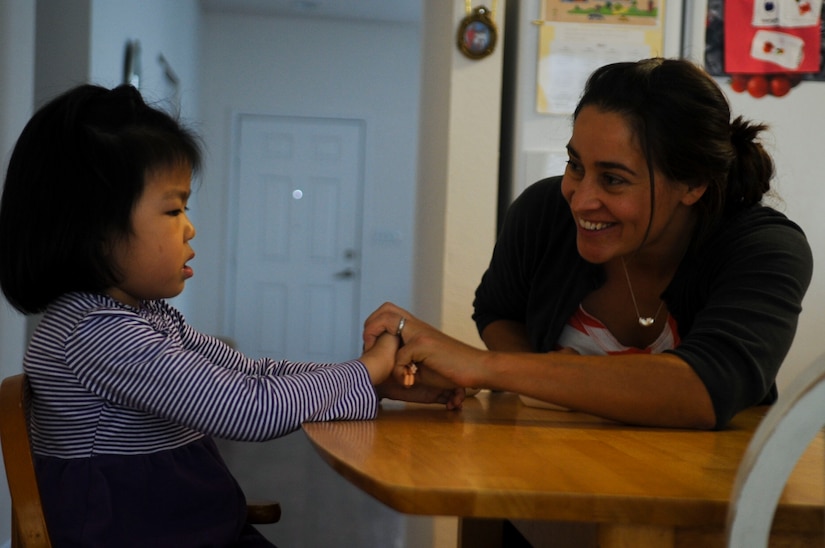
[621,257,664,327]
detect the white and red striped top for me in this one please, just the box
[557,305,680,356]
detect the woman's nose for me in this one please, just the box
[568,179,601,212]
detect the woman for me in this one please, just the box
[365,58,813,430]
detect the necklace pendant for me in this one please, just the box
[622,257,664,329]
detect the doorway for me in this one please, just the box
[220,114,412,546]
[227,114,365,361]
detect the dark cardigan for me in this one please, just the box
[473,176,813,428]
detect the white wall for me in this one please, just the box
[680,0,825,392]
[88,1,201,119]
[0,1,35,365]
[33,0,91,106]
[87,0,202,316]
[724,84,825,388]
[193,12,421,337]
[0,2,36,541]
[194,11,429,547]
[414,0,503,348]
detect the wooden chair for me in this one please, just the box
[0,373,280,547]
[0,374,50,547]
[726,352,825,548]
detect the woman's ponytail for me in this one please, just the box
[727,116,773,213]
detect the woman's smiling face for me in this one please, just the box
[561,106,705,265]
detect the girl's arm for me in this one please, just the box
[177,319,351,377]
[68,311,379,442]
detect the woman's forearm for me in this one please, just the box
[477,350,717,429]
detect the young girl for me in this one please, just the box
[0,84,449,547]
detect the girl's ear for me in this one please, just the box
[681,182,708,206]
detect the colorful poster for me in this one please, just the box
[542,0,661,25]
[536,1,666,114]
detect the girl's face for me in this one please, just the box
[106,163,196,308]
[561,106,706,265]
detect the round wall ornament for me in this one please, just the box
[457,2,498,60]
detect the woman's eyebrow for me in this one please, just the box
[566,143,638,176]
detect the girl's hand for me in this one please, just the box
[359,332,400,385]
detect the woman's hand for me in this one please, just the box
[376,379,465,410]
[363,302,488,389]
[362,302,415,351]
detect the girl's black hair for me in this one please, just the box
[573,57,774,244]
[0,84,202,314]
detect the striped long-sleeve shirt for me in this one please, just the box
[26,291,379,546]
[26,291,378,458]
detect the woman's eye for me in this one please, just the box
[603,174,625,186]
[565,160,582,173]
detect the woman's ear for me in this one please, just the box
[681,182,709,206]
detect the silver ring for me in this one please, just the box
[396,317,406,336]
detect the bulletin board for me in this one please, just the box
[705,0,825,79]
[725,0,820,73]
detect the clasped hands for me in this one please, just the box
[363,302,482,411]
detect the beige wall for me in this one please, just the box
[416,1,506,544]
[416,0,504,350]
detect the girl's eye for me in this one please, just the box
[167,207,189,216]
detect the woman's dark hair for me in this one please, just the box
[0,84,202,314]
[573,57,774,243]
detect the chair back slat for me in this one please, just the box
[0,374,52,547]
[726,353,825,547]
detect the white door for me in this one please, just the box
[222,116,411,546]
[229,114,364,362]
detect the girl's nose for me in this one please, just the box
[184,216,196,241]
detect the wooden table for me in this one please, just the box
[302,391,824,547]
